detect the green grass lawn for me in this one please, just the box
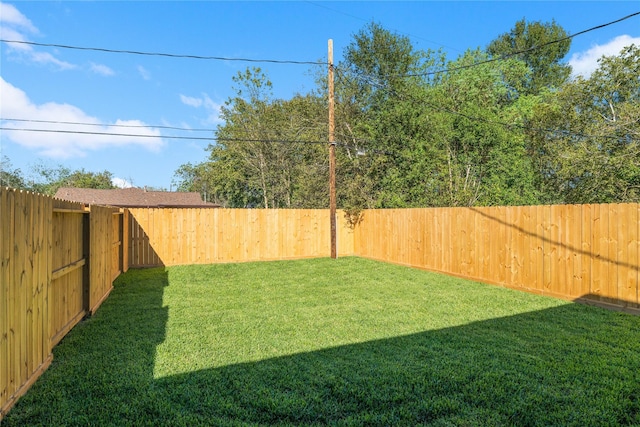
[3,257,640,426]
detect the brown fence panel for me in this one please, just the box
[1,188,53,419]
[354,204,640,311]
[127,208,355,268]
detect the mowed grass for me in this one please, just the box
[3,257,640,426]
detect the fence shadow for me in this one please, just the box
[468,206,639,310]
[149,302,640,426]
[469,206,640,272]
[0,267,170,425]
[128,214,164,268]
[3,268,640,426]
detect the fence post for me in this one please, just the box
[82,211,90,313]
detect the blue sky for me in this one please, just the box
[1,1,639,190]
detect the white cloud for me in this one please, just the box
[0,2,38,34]
[137,65,151,80]
[112,177,133,188]
[90,62,115,76]
[180,94,203,108]
[1,26,30,50]
[30,50,75,70]
[0,77,166,158]
[570,35,640,78]
[0,2,75,70]
[180,93,223,124]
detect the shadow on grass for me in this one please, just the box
[3,268,640,426]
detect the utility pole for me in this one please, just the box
[328,39,337,259]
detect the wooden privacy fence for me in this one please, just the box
[3,194,639,419]
[355,204,640,310]
[127,205,638,310]
[1,187,125,419]
[127,208,355,267]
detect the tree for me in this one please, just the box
[0,156,27,188]
[336,22,446,208]
[174,68,328,208]
[29,163,116,195]
[421,50,539,206]
[334,22,540,208]
[529,44,640,203]
[487,18,571,95]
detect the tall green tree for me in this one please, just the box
[174,68,328,208]
[419,50,539,206]
[529,44,640,203]
[335,22,445,208]
[487,18,571,95]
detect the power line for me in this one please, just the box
[0,126,392,157]
[0,39,327,66]
[0,127,211,141]
[334,68,637,144]
[391,11,640,78]
[0,118,215,132]
[0,117,329,139]
[0,127,330,145]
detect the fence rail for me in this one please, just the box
[1,188,124,419]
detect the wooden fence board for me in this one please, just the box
[1,188,9,408]
[89,205,120,314]
[570,205,585,298]
[631,205,640,308]
[619,204,638,307]
[606,204,619,302]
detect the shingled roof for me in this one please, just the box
[54,187,219,208]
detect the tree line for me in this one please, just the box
[3,19,638,207]
[174,19,639,209]
[0,160,118,195]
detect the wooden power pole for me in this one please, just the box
[328,39,337,259]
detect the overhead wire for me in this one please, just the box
[0,117,215,132]
[386,11,640,78]
[1,11,636,159]
[0,39,327,66]
[333,67,637,145]
[0,117,329,139]
[0,125,390,156]
[0,127,332,145]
